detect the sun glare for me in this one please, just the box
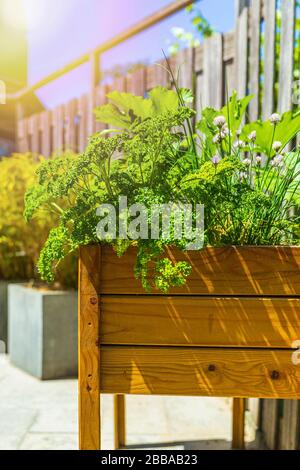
[2,0,26,30]
[2,0,46,31]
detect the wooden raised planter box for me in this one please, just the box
[78,245,300,450]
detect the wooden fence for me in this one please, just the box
[13,0,300,449]
[16,33,236,156]
[16,0,299,156]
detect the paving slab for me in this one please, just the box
[0,354,260,450]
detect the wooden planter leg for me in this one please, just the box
[78,246,101,450]
[232,398,246,449]
[114,394,126,449]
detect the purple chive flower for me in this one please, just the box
[272,141,282,152]
[239,171,248,181]
[211,155,221,166]
[213,134,222,144]
[213,116,226,128]
[269,113,281,125]
[248,131,257,142]
[273,154,285,167]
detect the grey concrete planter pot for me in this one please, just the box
[8,284,78,379]
[0,281,9,353]
[1,280,27,353]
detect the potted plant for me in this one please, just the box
[0,152,78,378]
[25,86,300,449]
[0,153,45,352]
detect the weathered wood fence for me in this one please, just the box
[12,0,300,449]
[16,0,299,156]
[16,32,235,156]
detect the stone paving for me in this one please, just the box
[0,354,261,450]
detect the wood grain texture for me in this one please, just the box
[278,0,296,113]
[100,346,300,399]
[232,398,245,449]
[152,59,170,89]
[194,45,203,74]
[176,47,194,92]
[95,85,108,134]
[235,5,249,98]
[236,0,251,17]
[203,33,223,109]
[78,245,101,450]
[17,115,28,153]
[223,32,235,62]
[114,395,126,450]
[195,71,204,121]
[27,114,40,154]
[100,245,300,296]
[261,399,280,449]
[280,400,300,449]
[262,0,276,119]
[126,68,146,96]
[100,296,300,348]
[224,59,235,99]
[64,99,77,152]
[78,94,88,152]
[52,105,65,153]
[88,52,100,136]
[40,110,51,157]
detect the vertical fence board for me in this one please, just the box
[17,118,28,153]
[126,68,146,96]
[235,5,249,98]
[249,0,261,120]
[262,400,280,449]
[27,114,40,154]
[223,32,235,99]
[64,99,77,152]
[153,59,170,88]
[88,52,101,136]
[112,77,127,92]
[278,0,296,113]
[78,94,88,153]
[94,85,108,134]
[194,45,203,74]
[51,105,65,153]
[203,33,223,108]
[195,72,204,120]
[224,61,235,99]
[176,47,194,91]
[40,110,51,157]
[236,0,251,17]
[194,45,203,119]
[263,0,276,119]
[280,401,300,450]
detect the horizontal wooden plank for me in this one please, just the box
[99,246,300,296]
[100,296,300,348]
[100,346,300,399]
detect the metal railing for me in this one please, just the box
[7,0,195,102]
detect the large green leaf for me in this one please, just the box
[241,110,300,155]
[108,91,153,121]
[221,91,253,135]
[94,103,132,128]
[94,86,180,130]
[197,92,253,135]
[148,86,179,114]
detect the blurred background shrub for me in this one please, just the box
[0,153,77,288]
